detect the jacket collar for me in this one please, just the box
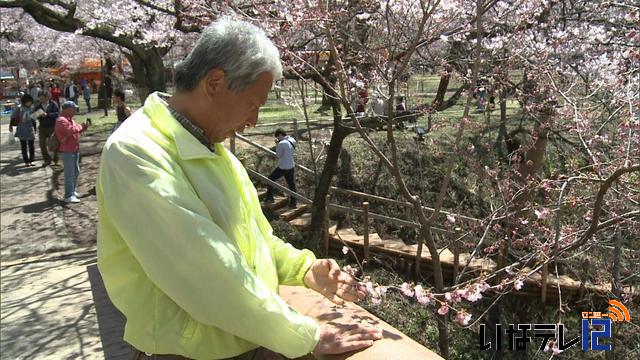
[143,92,220,161]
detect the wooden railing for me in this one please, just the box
[235,133,478,233]
[280,286,444,360]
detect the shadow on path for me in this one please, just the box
[87,264,131,360]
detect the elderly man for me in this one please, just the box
[97,18,382,360]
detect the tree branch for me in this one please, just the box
[561,164,640,254]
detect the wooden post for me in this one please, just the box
[323,195,331,257]
[230,135,236,154]
[541,263,548,304]
[363,202,370,261]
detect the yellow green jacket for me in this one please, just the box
[97,92,319,359]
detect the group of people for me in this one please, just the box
[9,92,89,203]
[27,80,94,113]
[8,81,132,204]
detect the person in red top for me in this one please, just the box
[55,101,89,203]
[50,83,62,105]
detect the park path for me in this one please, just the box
[0,117,130,359]
[0,121,75,260]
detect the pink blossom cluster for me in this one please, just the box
[360,276,387,305]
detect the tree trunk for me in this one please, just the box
[308,83,353,250]
[337,149,354,189]
[141,49,167,97]
[309,124,352,251]
[124,52,148,104]
[436,85,465,111]
[432,73,450,109]
[315,91,333,113]
[118,50,166,104]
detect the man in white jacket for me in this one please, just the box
[265,128,298,207]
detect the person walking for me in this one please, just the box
[51,83,62,105]
[97,17,380,360]
[264,128,298,208]
[29,83,41,101]
[9,94,37,166]
[55,101,88,203]
[64,81,79,106]
[36,91,60,166]
[113,88,131,126]
[82,85,92,113]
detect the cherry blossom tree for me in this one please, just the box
[246,1,639,357]
[0,0,217,98]
[3,0,637,357]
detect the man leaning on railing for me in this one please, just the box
[97,17,382,360]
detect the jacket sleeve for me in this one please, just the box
[47,103,59,123]
[99,142,320,358]
[253,208,316,286]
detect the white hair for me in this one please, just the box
[174,17,282,93]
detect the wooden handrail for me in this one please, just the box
[280,286,444,359]
[254,119,324,128]
[247,169,456,234]
[329,186,481,224]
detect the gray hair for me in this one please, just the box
[174,17,283,93]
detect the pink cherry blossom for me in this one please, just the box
[464,286,483,302]
[514,279,524,291]
[414,285,431,305]
[455,310,472,326]
[401,282,414,297]
[535,208,550,220]
[438,305,450,316]
[341,246,349,255]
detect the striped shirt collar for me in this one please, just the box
[158,93,214,152]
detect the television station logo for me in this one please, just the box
[479,299,631,352]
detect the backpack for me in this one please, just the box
[9,108,20,127]
[47,133,60,153]
[284,138,296,149]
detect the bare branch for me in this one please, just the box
[561,164,640,254]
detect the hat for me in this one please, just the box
[61,100,77,109]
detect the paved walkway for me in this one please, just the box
[0,123,75,260]
[0,117,130,359]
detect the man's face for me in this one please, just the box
[39,95,48,104]
[211,72,273,142]
[63,107,77,117]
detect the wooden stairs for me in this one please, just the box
[257,190,638,303]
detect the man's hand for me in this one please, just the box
[304,259,366,305]
[314,323,382,355]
